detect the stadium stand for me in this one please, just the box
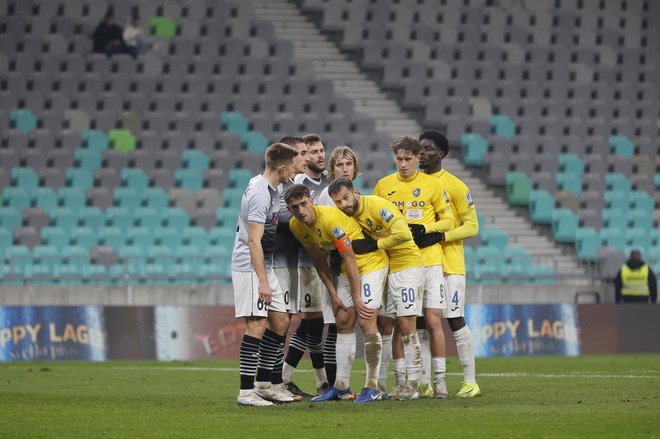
[1,0,658,288]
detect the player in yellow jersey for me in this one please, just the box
[372,136,454,399]
[328,177,426,400]
[419,130,480,398]
[285,184,389,403]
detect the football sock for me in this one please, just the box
[282,319,308,383]
[334,332,356,390]
[239,334,261,390]
[392,358,406,387]
[402,332,422,388]
[417,328,431,386]
[453,325,476,384]
[271,336,285,386]
[307,318,327,387]
[378,334,392,391]
[364,332,382,391]
[324,324,338,387]
[255,329,283,387]
[432,357,446,384]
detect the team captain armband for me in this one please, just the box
[331,225,351,252]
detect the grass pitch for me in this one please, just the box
[1,355,659,438]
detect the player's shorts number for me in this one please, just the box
[284,291,290,305]
[401,287,415,303]
[304,293,312,307]
[257,299,269,311]
[451,291,459,307]
[363,283,371,297]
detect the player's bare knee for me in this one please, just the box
[395,315,417,336]
[377,316,394,335]
[245,317,267,338]
[267,311,290,335]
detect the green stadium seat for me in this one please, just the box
[10,109,37,134]
[558,153,585,176]
[156,227,183,248]
[33,245,59,278]
[555,172,583,196]
[182,150,210,172]
[149,16,177,39]
[651,230,660,248]
[602,208,627,229]
[0,228,11,250]
[575,227,600,261]
[41,227,68,249]
[503,246,531,280]
[6,245,31,273]
[121,168,150,190]
[52,207,78,230]
[108,129,137,155]
[82,130,109,153]
[79,207,105,230]
[209,227,235,249]
[66,168,93,190]
[74,148,102,171]
[629,192,654,213]
[600,227,626,252]
[100,226,126,250]
[626,228,648,249]
[216,207,239,227]
[608,135,635,159]
[71,227,98,250]
[479,227,508,250]
[529,264,555,285]
[628,209,653,231]
[58,187,86,209]
[460,133,488,167]
[183,227,209,249]
[35,188,58,213]
[3,187,32,210]
[243,132,269,154]
[605,173,632,193]
[0,207,22,231]
[475,246,502,284]
[222,188,244,208]
[551,208,578,243]
[506,171,533,205]
[106,207,133,229]
[229,168,253,189]
[175,168,203,193]
[135,207,162,229]
[162,207,190,228]
[490,114,516,139]
[655,174,660,190]
[603,190,628,209]
[114,187,141,209]
[529,190,555,224]
[127,226,155,248]
[143,188,170,211]
[221,111,249,135]
[11,167,40,190]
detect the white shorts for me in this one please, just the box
[232,270,287,318]
[337,266,388,310]
[298,266,325,314]
[273,267,299,314]
[443,274,466,318]
[380,266,424,318]
[418,265,447,316]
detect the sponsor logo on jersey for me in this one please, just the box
[379,208,394,223]
[394,200,426,208]
[332,226,346,240]
[466,192,474,207]
[412,188,421,198]
[343,237,351,248]
[387,190,397,196]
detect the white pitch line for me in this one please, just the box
[109,366,660,379]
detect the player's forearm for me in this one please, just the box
[248,240,268,282]
[377,219,412,249]
[423,214,453,234]
[343,253,362,302]
[444,210,479,242]
[310,250,336,296]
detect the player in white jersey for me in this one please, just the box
[282,134,333,396]
[270,136,310,395]
[232,143,300,407]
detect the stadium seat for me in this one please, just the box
[575,227,601,261]
[552,208,578,243]
[506,172,533,206]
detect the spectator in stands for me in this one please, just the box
[614,250,657,303]
[92,13,138,58]
[123,16,159,54]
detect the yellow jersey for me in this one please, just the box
[373,171,452,268]
[289,205,388,276]
[428,169,479,275]
[351,195,423,273]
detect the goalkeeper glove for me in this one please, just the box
[351,235,379,254]
[408,223,426,238]
[414,232,445,248]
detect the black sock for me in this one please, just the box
[284,319,308,368]
[271,334,285,385]
[307,318,325,370]
[255,329,283,384]
[239,334,261,390]
[324,323,337,387]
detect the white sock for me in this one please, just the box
[417,329,431,386]
[402,332,422,388]
[392,358,406,387]
[313,368,328,388]
[335,332,356,390]
[453,326,476,384]
[378,334,392,391]
[282,362,295,384]
[364,332,382,390]
[432,357,446,384]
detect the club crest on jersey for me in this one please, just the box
[466,192,474,207]
[332,226,346,240]
[412,188,421,198]
[343,237,351,248]
[316,228,322,238]
[379,208,394,223]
